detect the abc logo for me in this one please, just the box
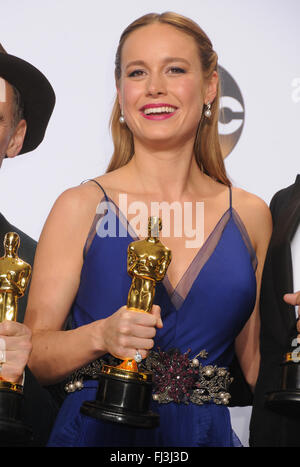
[218,66,245,158]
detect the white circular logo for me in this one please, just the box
[218,66,245,158]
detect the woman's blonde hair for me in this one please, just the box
[107,11,231,186]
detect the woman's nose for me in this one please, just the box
[146,73,167,97]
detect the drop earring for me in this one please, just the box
[204,102,211,118]
[119,110,125,124]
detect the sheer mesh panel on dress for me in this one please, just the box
[231,208,258,273]
[164,210,232,310]
[83,197,257,312]
[83,196,139,259]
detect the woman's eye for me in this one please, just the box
[128,69,145,77]
[168,67,186,74]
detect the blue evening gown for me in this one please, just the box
[47,182,256,447]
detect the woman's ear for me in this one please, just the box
[205,70,218,105]
[6,119,27,158]
[116,85,122,109]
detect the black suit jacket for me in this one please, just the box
[250,175,300,446]
[0,213,58,446]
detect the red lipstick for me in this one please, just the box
[139,103,178,120]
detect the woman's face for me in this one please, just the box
[117,23,217,149]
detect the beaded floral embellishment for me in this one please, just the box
[142,348,233,406]
[64,349,233,406]
[64,359,104,393]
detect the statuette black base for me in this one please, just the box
[81,400,159,428]
[80,365,159,428]
[0,389,32,446]
[265,360,300,416]
[266,389,300,414]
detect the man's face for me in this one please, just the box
[0,78,14,167]
[0,78,26,168]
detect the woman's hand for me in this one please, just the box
[100,304,162,360]
[0,321,32,384]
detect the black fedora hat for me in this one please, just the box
[0,43,55,155]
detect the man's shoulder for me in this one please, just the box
[269,175,300,218]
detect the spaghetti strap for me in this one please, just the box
[229,185,232,212]
[81,179,110,259]
[81,179,109,201]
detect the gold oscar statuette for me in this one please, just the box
[266,328,300,414]
[0,232,32,445]
[81,217,172,428]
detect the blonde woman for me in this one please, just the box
[24,12,272,446]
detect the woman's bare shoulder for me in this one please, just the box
[41,166,131,243]
[231,186,272,251]
[38,181,106,244]
[52,180,106,212]
[232,185,269,209]
[93,166,132,193]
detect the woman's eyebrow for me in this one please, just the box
[125,56,191,70]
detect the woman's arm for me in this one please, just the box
[24,184,161,385]
[233,189,273,391]
[24,185,103,384]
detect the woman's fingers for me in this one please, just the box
[102,304,163,360]
[0,321,32,383]
[0,320,32,338]
[151,305,163,328]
